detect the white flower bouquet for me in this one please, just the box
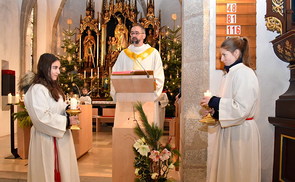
[133,102,180,182]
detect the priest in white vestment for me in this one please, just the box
[24,53,80,182]
[111,24,165,127]
[201,37,261,182]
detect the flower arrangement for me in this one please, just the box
[133,102,180,182]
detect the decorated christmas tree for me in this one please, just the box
[160,26,182,117]
[58,20,84,97]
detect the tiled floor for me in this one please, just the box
[0,126,179,182]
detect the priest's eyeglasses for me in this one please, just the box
[130,32,145,36]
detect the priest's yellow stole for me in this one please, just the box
[123,47,155,70]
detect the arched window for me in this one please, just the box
[25,7,35,72]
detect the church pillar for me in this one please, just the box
[180,0,210,181]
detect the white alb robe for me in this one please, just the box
[79,95,92,105]
[25,84,80,182]
[110,44,165,127]
[208,64,261,182]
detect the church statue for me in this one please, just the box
[83,29,96,68]
[108,36,118,53]
[146,29,156,47]
[84,9,93,22]
[114,16,129,51]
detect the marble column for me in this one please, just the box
[180,0,210,181]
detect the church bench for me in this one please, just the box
[94,115,115,132]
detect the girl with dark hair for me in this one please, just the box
[24,53,80,182]
[200,37,261,182]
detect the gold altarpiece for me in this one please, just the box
[78,0,161,100]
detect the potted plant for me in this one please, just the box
[12,101,32,159]
[133,102,180,182]
[13,71,35,159]
[13,102,32,128]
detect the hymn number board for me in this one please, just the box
[216,0,256,70]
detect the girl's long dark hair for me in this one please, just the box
[32,53,65,101]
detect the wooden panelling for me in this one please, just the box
[216,3,256,14]
[216,36,256,47]
[216,1,256,70]
[217,0,255,3]
[216,26,256,36]
[216,14,256,25]
[269,117,295,182]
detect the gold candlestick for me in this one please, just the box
[66,109,81,130]
[199,106,217,125]
[199,90,217,125]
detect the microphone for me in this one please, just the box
[135,58,150,78]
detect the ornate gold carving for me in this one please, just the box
[275,40,294,63]
[277,44,283,54]
[79,0,100,68]
[272,0,284,16]
[80,1,99,33]
[265,16,282,35]
[139,1,161,41]
[285,40,292,51]
[113,1,123,14]
[102,0,138,24]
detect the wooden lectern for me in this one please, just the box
[111,70,156,182]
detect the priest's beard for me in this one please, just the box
[131,37,139,44]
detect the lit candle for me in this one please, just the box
[15,93,20,104]
[171,13,177,20]
[8,93,12,104]
[67,18,72,25]
[70,98,77,110]
[204,90,212,97]
[91,69,93,78]
[84,70,86,79]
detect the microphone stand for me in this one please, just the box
[135,58,150,78]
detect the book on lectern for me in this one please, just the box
[112,70,153,76]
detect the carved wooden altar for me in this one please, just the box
[139,0,161,49]
[265,0,295,181]
[78,0,161,100]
